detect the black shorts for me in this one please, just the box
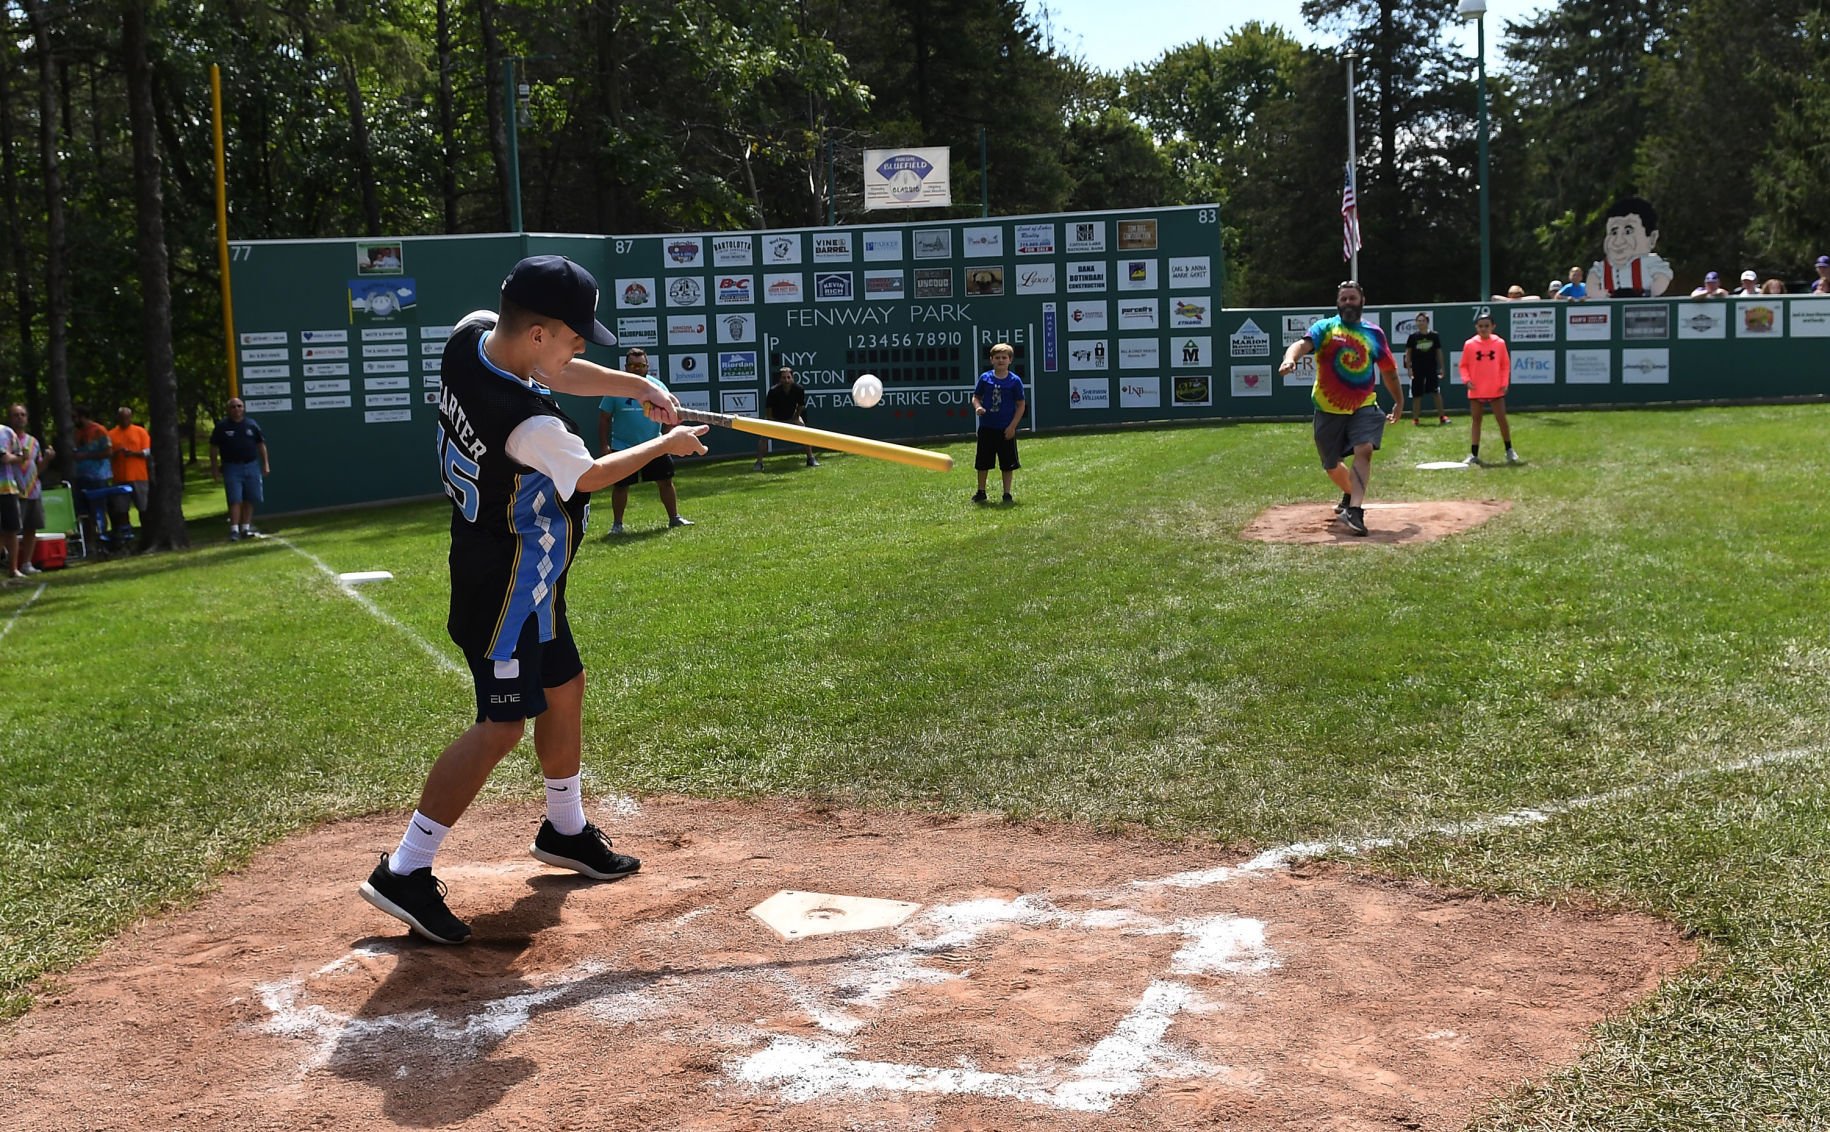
[463,613,584,723]
[975,427,1019,472]
[1312,405,1386,470]
[614,452,675,488]
[0,494,18,533]
[1410,372,1441,396]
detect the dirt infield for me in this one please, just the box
[0,798,1693,1131]
[1243,500,1512,544]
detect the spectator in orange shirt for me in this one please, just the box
[1457,308,1520,466]
[107,406,153,535]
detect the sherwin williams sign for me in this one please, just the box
[863,148,952,210]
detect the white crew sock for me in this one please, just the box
[545,774,587,835]
[388,810,451,875]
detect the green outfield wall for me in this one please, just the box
[226,210,1827,514]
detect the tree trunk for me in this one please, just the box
[22,0,72,482]
[478,0,510,231]
[437,0,457,231]
[342,55,382,236]
[0,38,43,430]
[591,0,621,232]
[122,0,186,550]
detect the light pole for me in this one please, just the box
[1459,0,1490,300]
[503,54,553,233]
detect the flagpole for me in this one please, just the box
[1345,52,1359,282]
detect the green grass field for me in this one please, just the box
[5,405,1829,1127]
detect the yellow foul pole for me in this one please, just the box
[212,63,238,399]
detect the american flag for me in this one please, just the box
[1341,163,1361,262]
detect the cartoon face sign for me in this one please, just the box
[1604,207,1657,265]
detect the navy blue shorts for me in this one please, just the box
[974,427,1019,472]
[464,613,584,723]
[615,452,675,488]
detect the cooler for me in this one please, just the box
[32,532,67,570]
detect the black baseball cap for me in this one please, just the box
[500,255,617,346]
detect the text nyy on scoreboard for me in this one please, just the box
[226,206,1223,513]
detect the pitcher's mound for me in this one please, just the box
[1243,499,1510,545]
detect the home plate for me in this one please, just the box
[336,570,394,584]
[750,890,921,940]
[1415,460,1472,470]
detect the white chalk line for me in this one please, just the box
[256,744,1818,1112]
[1135,745,1823,891]
[272,535,464,677]
[0,582,47,643]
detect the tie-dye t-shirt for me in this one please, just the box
[1306,316,1397,414]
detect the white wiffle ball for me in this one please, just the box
[851,373,884,409]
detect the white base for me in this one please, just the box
[751,889,921,941]
[1414,461,1473,470]
[336,570,395,584]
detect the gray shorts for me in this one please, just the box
[1312,404,1386,470]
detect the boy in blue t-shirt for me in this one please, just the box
[971,342,1026,504]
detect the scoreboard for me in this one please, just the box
[226,207,1224,513]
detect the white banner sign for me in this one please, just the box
[862,148,952,210]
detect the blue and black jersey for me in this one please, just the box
[436,312,591,661]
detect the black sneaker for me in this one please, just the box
[971,490,988,504]
[359,854,472,944]
[1341,506,1369,536]
[530,820,641,880]
[1333,492,1351,516]
[1001,492,1013,504]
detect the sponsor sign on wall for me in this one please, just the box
[862,230,904,262]
[1118,338,1160,370]
[1230,318,1270,357]
[962,226,1003,258]
[1510,350,1556,384]
[1118,377,1160,408]
[1170,297,1212,328]
[863,148,952,210]
[1622,305,1669,340]
[1067,301,1108,333]
[1065,221,1106,253]
[1067,339,1108,371]
[811,234,852,263]
[1171,374,1212,406]
[912,229,951,259]
[1675,305,1727,339]
[1015,264,1058,295]
[1172,337,1212,368]
[1735,302,1783,338]
[1509,307,1556,343]
[1564,349,1612,384]
[1620,347,1670,383]
[1564,307,1611,341]
[1230,366,1273,397]
[1068,378,1110,409]
[1116,300,1158,331]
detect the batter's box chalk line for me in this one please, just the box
[254,745,1818,1112]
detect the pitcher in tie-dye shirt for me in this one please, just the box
[1278,280,1402,537]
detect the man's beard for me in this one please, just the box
[1338,300,1363,321]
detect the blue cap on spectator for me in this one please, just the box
[500,255,617,346]
[1704,271,1719,282]
[1817,255,1830,268]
